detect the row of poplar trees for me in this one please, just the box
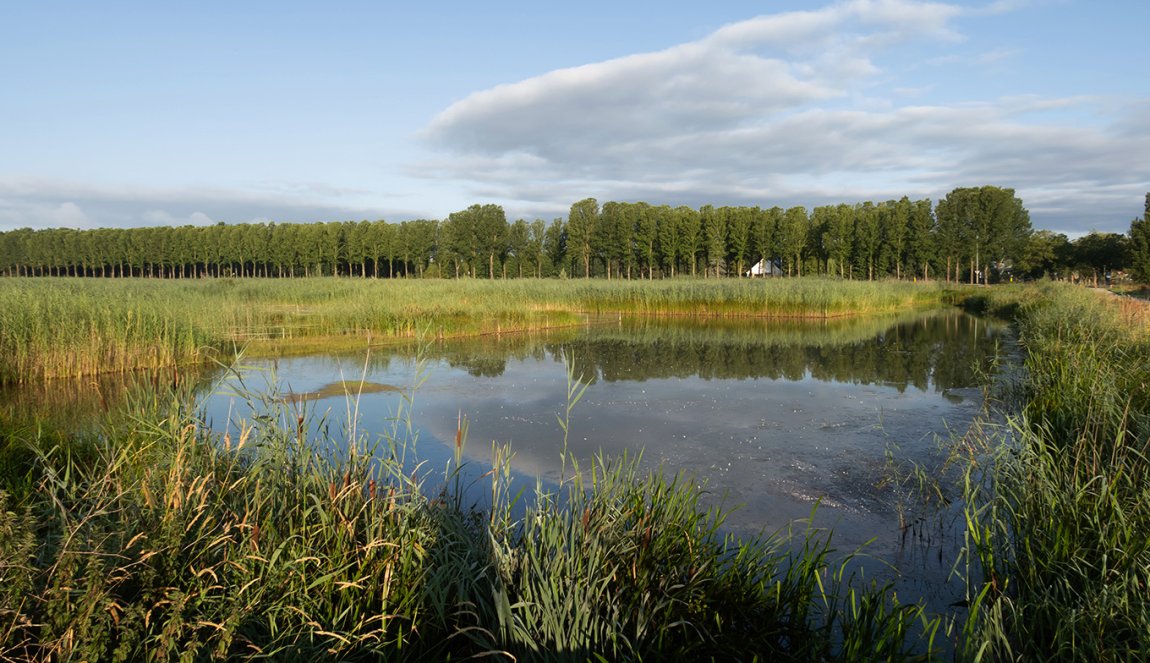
[0,186,1034,283]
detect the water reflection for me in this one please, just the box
[1,365,215,432]
[551,311,1002,391]
[204,310,1007,545]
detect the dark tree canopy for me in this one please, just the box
[1017,230,1072,280]
[935,186,1031,284]
[1072,232,1129,285]
[15,185,1148,285]
[1129,193,1150,283]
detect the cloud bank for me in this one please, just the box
[420,0,1150,234]
[0,179,417,233]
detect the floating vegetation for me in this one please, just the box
[281,380,403,403]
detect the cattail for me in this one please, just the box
[250,524,261,551]
[368,479,377,500]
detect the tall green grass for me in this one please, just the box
[0,280,222,383]
[569,277,945,318]
[0,358,938,660]
[0,277,949,383]
[955,282,1150,661]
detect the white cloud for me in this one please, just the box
[422,0,968,160]
[422,46,838,159]
[143,209,216,227]
[0,179,413,232]
[416,0,1149,234]
[48,202,93,228]
[0,199,94,230]
[974,48,1019,65]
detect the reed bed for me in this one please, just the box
[0,280,221,384]
[955,282,1150,661]
[0,366,937,661]
[0,277,948,384]
[567,277,944,318]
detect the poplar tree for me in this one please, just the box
[599,201,631,279]
[779,206,809,277]
[936,186,1030,284]
[725,206,754,278]
[753,207,782,272]
[508,219,530,278]
[700,205,725,277]
[632,202,657,279]
[675,206,702,277]
[543,219,566,277]
[907,199,935,280]
[655,205,679,277]
[885,197,912,279]
[853,202,881,281]
[567,198,599,278]
[1129,193,1150,283]
[818,204,853,278]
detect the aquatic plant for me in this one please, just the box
[0,277,949,383]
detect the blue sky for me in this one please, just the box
[2,0,1147,236]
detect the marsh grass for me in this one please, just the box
[0,280,223,384]
[953,282,1150,661]
[490,454,939,661]
[1,277,948,383]
[0,348,940,661]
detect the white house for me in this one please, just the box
[746,258,784,277]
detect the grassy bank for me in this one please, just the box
[955,282,1150,661]
[0,370,937,661]
[0,277,948,383]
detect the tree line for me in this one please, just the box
[1,185,1143,283]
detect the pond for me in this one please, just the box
[201,308,1011,603]
[1,307,1010,611]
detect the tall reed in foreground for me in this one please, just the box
[955,283,1150,661]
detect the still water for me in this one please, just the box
[203,309,1009,596]
[0,308,1009,609]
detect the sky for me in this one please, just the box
[1,0,1148,237]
